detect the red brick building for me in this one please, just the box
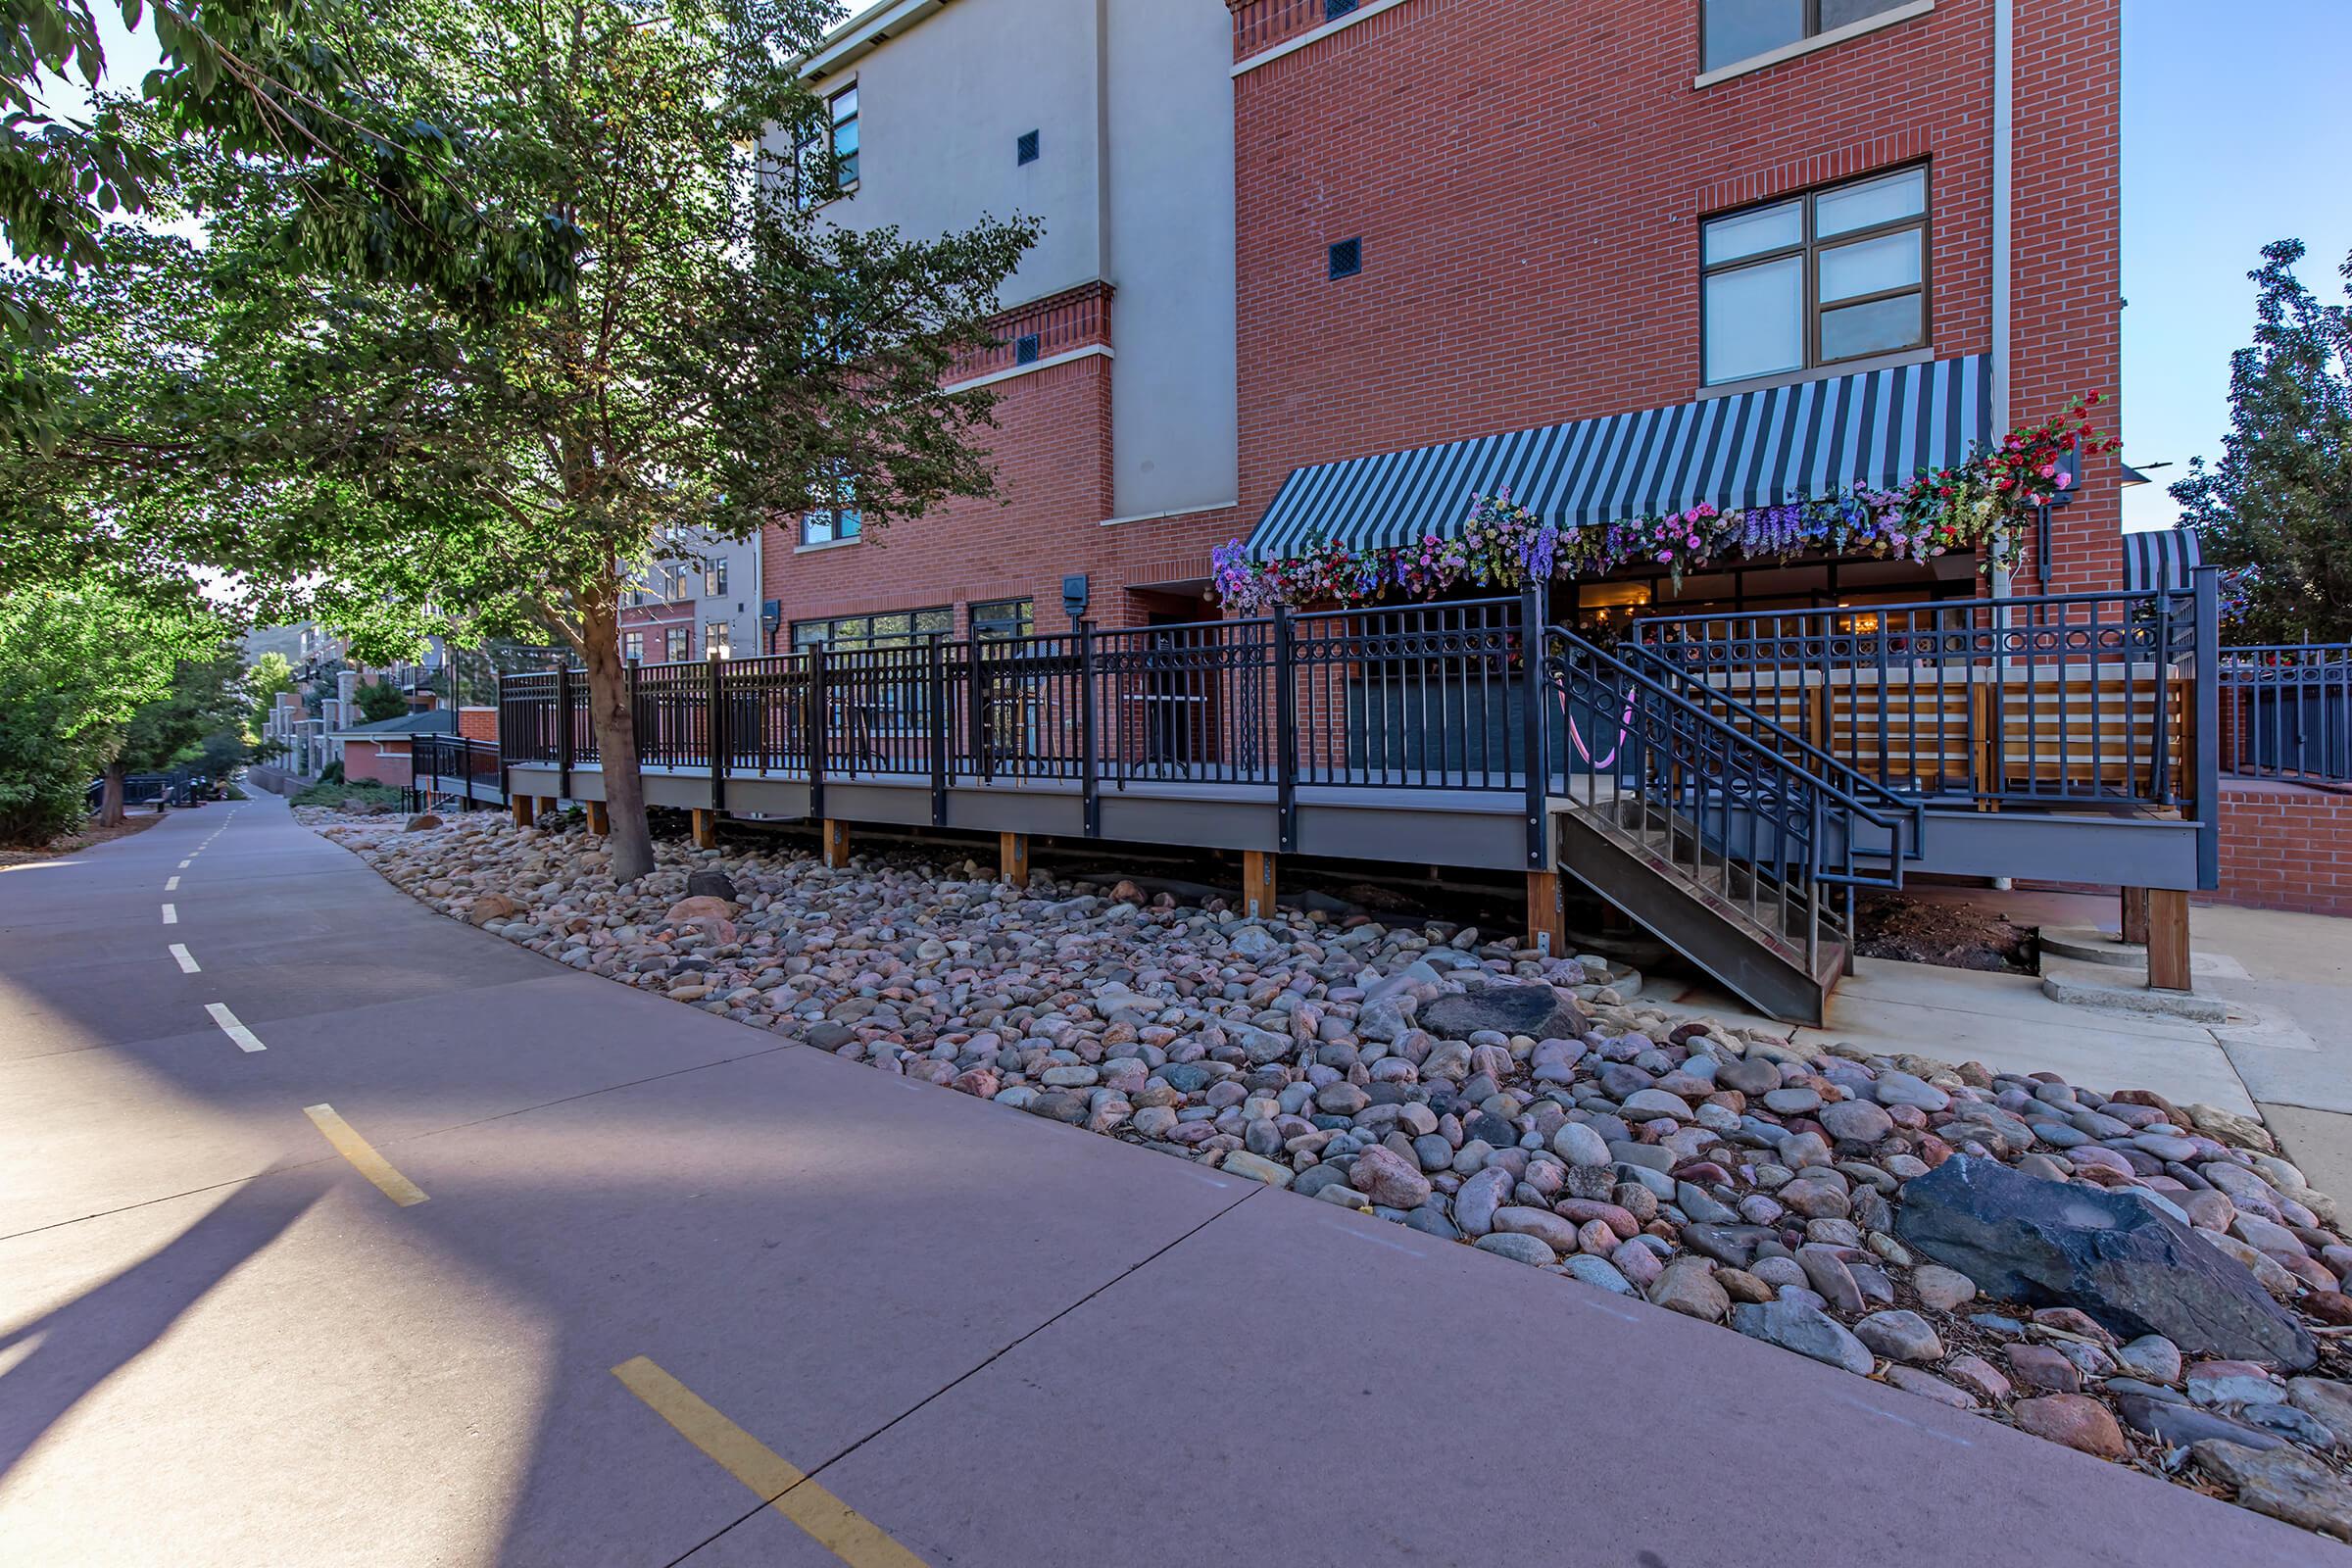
[763,0,2121,639]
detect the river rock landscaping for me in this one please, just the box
[309,806,2352,1543]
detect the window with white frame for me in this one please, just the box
[1702,1,1918,74]
[1700,165,1928,386]
[623,630,646,663]
[704,559,728,596]
[705,619,733,661]
[664,625,691,662]
[795,83,858,208]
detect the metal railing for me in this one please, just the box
[408,734,505,813]
[2219,643,2351,790]
[1543,627,1911,972]
[1628,583,2210,811]
[497,598,1560,858]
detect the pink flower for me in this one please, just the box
[2055,471,2073,489]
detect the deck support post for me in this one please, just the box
[822,817,851,870]
[1526,869,1568,957]
[999,830,1028,886]
[539,796,559,821]
[2147,889,2191,992]
[586,799,610,835]
[2119,886,2151,948]
[691,808,717,851]
[512,792,536,827]
[1242,850,1276,919]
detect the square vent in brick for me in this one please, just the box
[1325,0,1358,19]
[1016,129,1040,166]
[1328,237,1362,279]
[1014,333,1042,365]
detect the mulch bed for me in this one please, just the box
[0,810,169,868]
[1856,892,2039,975]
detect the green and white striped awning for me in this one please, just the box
[1245,353,1993,561]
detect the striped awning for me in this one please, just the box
[2123,527,2201,592]
[1245,353,1992,561]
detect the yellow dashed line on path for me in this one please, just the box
[303,1103,429,1206]
[611,1356,929,1567]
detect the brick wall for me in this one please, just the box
[762,353,1243,635]
[342,741,412,788]
[1230,0,2122,588]
[2211,782,2352,918]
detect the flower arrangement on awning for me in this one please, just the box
[1210,395,2112,615]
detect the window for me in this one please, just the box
[1700,165,1927,385]
[1013,332,1041,366]
[704,560,728,596]
[1016,129,1040,166]
[1702,1,1914,74]
[664,626,692,662]
[705,619,733,661]
[623,630,646,663]
[800,470,862,547]
[795,83,859,207]
[1328,237,1362,279]
[1325,0,1358,18]
[792,607,953,652]
[969,598,1034,640]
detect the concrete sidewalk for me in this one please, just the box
[0,794,2329,1565]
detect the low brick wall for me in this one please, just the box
[2212,780,2352,917]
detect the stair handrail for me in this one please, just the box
[1546,624,1908,850]
[1614,635,1926,867]
[1544,622,1860,971]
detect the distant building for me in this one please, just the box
[620,528,765,663]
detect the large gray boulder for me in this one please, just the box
[1895,1155,2317,1370]
[1418,983,1585,1044]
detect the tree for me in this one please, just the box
[4,1,581,445]
[34,0,1037,881]
[0,581,220,842]
[2173,240,2352,642]
[352,676,408,722]
[102,637,246,822]
[244,649,295,724]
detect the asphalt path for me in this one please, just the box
[0,791,2328,1565]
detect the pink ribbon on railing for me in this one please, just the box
[1565,688,1640,769]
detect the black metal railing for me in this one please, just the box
[408,734,505,813]
[1628,583,2209,811]
[2219,643,2351,790]
[1543,627,1916,971]
[495,578,2222,892]
[496,598,1557,846]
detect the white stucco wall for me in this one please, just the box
[796,0,1239,524]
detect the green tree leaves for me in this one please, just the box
[2174,240,2352,642]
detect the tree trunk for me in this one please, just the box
[579,598,657,883]
[98,762,126,828]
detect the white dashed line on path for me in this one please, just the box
[161,904,177,924]
[166,876,179,891]
[170,944,200,973]
[177,859,191,869]
[204,1003,267,1053]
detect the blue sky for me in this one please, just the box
[54,1,2349,531]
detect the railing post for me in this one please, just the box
[1078,620,1101,837]
[555,664,574,802]
[1273,605,1298,853]
[807,643,828,823]
[1519,584,1548,869]
[2192,565,2222,890]
[927,633,949,825]
[708,650,726,815]
[968,637,992,784]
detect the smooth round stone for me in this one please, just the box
[1716,1055,1781,1095]
[1819,1099,1894,1144]
[1763,1087,1823,1115]
[1550,1121,1612,1168]
[1474,1232,1556,1267]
